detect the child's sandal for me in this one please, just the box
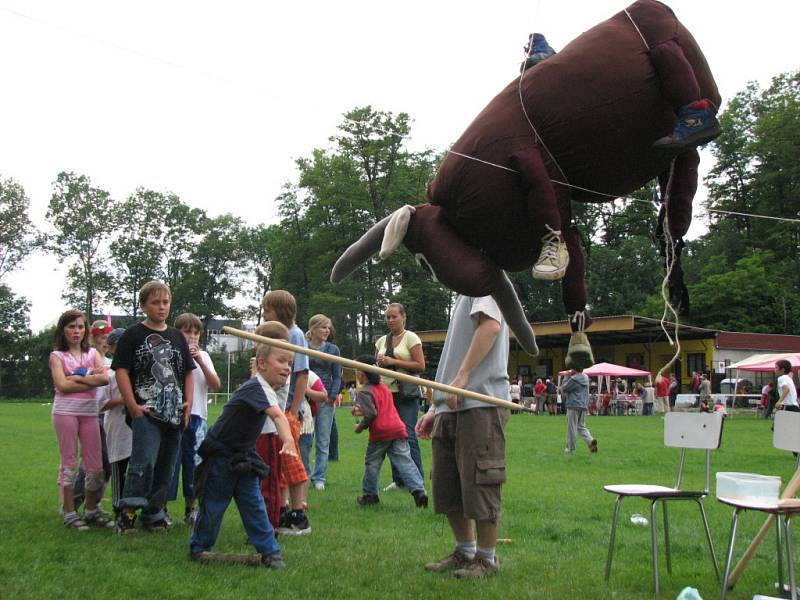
[64,513,89,531]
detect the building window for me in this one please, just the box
[626,354,644,369]
[687,352,706,375]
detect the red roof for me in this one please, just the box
[716,332,800,352]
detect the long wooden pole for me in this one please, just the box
[223,326,531,413]
[726,468,800,588]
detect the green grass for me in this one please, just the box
[0,403,795,599]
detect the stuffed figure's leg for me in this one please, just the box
[560,225,595,369]
[510,147,569,281]
[650,39,721,152]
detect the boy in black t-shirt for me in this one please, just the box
[112,281,195,533]
[189,322,296,569]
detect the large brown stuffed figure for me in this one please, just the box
[332,0,721,367]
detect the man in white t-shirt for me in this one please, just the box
[415,295,510,579]
[774,359,798,412]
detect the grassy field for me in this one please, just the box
[0,402,795,600]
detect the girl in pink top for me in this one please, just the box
[49,309,111,530]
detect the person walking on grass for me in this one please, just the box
[375,302,426,492]
[415,295,510,579]
[351,355,428,509]
[112,281,195,533]
[49,309,112,530]
[190,327,296,569]
[560,366,597,455]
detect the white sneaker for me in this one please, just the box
[383,482,399,492]
[314,481,325,491]
[532,225,569,280]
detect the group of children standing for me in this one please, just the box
[49,282,220,532]
[49,281,427,568]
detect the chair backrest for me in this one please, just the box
[774,411,800,453]
[664,412,724,450]
[664,412,724,493]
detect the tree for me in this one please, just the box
[262,106,449,355]
[0,284,31,398]
[172,213,247,334]
[0,175,37,281]
[107,188,169,316]
[46,172,117,316]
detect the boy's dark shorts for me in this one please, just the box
[431,407,509,524]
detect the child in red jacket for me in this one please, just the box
[352,355,428,508]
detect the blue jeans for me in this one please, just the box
[390,394,423,485]
[168,415,205,503]
[643,403,654,416]
[363,438,424,496]
[329,414,339,461]
[189,456,280,557]
[310,404,336,484]
[119,415,181,524]
[299,433,314,474]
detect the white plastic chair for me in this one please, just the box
[718,410,800,600]
[604,412,724,594]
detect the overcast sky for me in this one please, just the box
[2,0,798,332]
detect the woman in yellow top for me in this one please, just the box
[375,303,426,490]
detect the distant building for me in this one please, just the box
[416,315,800,392]
[206,319,255,353]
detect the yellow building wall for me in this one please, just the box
[510,338,714,387]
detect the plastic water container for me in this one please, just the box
[716,472,781,502]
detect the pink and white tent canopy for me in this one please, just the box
[729,353,800,373]
[559,362,651,378]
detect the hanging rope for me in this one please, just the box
[654,158,682,384]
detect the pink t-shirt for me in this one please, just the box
[51,348,100,416]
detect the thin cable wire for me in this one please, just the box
[445,149,800,225]
[623,8,651,51]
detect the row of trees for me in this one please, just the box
[1,70,798,398]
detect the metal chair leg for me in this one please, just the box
[605,496,622,581]
[651,500,660,595]
[720,509,740,600]
[786,516,797,600]
[778,513,785,593]
[697,499,721,582]
[663,501,672,574]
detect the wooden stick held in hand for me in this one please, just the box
[223,326,531,413]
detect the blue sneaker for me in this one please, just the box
[653,100,721,152]
[531,33,555,55]
[521,33,556,71]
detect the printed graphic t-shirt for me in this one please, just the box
[111,322,195,428]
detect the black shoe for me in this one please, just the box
[116,509,137,534]
[412,490,429,508]
[278,510,311,536]
[357,494,380,506]
[144,519,170,533]
[261,552,286,570]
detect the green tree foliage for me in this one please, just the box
[266,107,450,355]
[107,188,170,316]
[0,175,37,281]
[171,213,247,335]
[0,285,31,398]
[46,172,117,316]
[681,70,800,333]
